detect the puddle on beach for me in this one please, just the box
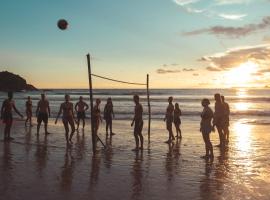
[1,119,270,200]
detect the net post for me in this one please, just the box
[147,74,151,142]
[87,54,96,153]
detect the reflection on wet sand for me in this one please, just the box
[24,126,32,155]
[0,142,13,195]
[104,135,113,169]
[75,130,86,160]
[35,135,48,177]
[89,153,101,187]
[165,139,181,182]
[131,151,143,200]
[60,148,75,191]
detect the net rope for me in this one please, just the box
[91,73,146,86]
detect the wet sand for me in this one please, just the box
[1,118,270,200]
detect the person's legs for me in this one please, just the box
[178,126,182,138]
[217,126,224,146]
[109,120,113,135]
[82,118,85,129]
[134,132,139,149]
[138,122,144,149]
[106,121,109,135]
[202,133,208,156]
[68,118,75,143]
[224,126,229,142]
[77,118,80,130]
[25,117,28,127]
[63,120,69,144]
[44,123,49,134]
[205,133,214,158]
[37,122,41,135]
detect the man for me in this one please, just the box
[75,96,89,130]
[131,95,144,151]
[221,95,230,143]
[164,96,175,143]
[1,92,23,140]
[36,93,51,135]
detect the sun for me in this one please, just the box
[224,61,258,88]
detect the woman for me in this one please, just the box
[55,94,76,146]
[25,96,33,127]
[104,97,115,136]
[174,103,182,139]
[164,96,175,143]
[200,98,214,159]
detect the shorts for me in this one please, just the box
[2,113,13,124]
[134,120,143,135]
[26,110,32,118]
[77,111,86,120]
[174,118,181,126]
[37,112,48,124]
[166,120,173,131]
[104,116,112,124]
[62,116,74,124]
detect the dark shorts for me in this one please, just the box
[104,116,112,124]
[37,112,48,124]
[77,111,86,120]
[134,120,143,135]
[174,118,181,126]
[2,113,13,124]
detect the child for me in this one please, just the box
[200,98,214,160]
[174,103,182,139]
[164,96,175,143]
[1,92,23,141]
[104,98,115,136]
[25,96,33,127]
[131,95,144,151]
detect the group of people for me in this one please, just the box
[200,94,230,160]
[1,92,230,156]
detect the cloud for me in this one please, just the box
[215,0,252,5]
[218,13,247,20]
[173,0,248,20]
[206,66,222,71]
[173,0,200,6]
[263,35,270,42]
[193,73,199,76]
[200,44,270,71]
[183,68,195,71]
[183,16,270,38]
[156,69,182,74]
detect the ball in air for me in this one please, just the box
[57,19,68,30]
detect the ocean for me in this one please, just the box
[1,88,270,123]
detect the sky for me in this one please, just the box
[0,0,270,89]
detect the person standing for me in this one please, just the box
[55,94,76,146]
[92,99,102,135]
[221,95,230,143]
[36,93,51,135]
[213,93,225,147]
[131,95,144,151]
[174,103,182,139]
[1,92,23,141]
[75,96,89,130]
[200,98,214,160]
[104,97,115,136]
[25,96,33,127]
[164,96,175,143]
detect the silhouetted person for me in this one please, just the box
[36,93,51,135]
[75,96,89,130]
[221,95,230,143]
[200,98,214,160]
[55,94,76,146]
[104,97,115,136]
[25,96,33,127]
[1,92,23,141]
[174,103,182,139]
[92,99,102,135]
[164,96,175,143]
[213,93,225,147]
[131,95,144,151]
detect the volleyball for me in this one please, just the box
[57,19,68,30]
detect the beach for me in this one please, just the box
[1,117,270,200]
[1,88,270,200]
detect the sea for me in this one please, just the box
[0,88,270,123]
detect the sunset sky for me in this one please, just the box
[0,0,270,88]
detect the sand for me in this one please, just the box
[1,118,270,200]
